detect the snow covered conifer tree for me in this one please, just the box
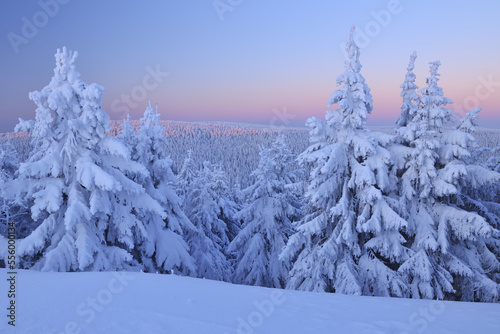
[118,115,138,151]
[418,61,454,130]
[0,136,34,240]
[9,47,167,272]
[0,136,19,181]
[447,108,500,299]
[229,135,302,288]
[397,62,500,302]
[211,165,241,242]
[184,161,231,281]
[0,136,19,232]
[231,176,244,207]
[283,27,409,296]
[119,104,196,275]
[396,52,420,130]
[176,149,198,206]
[457,108,480,134]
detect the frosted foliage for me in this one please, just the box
[327,27,373,130]
[1,40,499,304]
[396,52,420,128]
[0,137,34,241]
[9,48,172,272]
[210,165,241,242]
[284,28,409,297]
[229,135,301,288]
[458,108,480,134]
[417,61,454,131]
[0,136,19,180]
[176,149,197,205]
[184,162,231,281]
[396,61,500,302]
[118,104,196,275]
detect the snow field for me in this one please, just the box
[1,269,500,334]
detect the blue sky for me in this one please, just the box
[0,0,499,132]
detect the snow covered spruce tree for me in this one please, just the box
[0,136,36,242]
[184,161,231,281]
[0,137,33,241]
[230,176,244,210]
[396,61,500,302]
[455,108,500,219]
[0,137,19,224]
[118,104,196,275]
[0,136,18,181]
[118,115,137,152]
[485,148,500,174]
[229,135,302,288]
[396,52,420,130]
[10,47,170,272]
[455,108,500,206]
[447,108,500,298]
[211,164,241,242]
[176,149,197,206]
[282,27,409,296]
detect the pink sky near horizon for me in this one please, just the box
[136,69,500,128]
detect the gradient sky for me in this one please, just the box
[0,0,499,132]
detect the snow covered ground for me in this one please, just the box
[1,269,499,334]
